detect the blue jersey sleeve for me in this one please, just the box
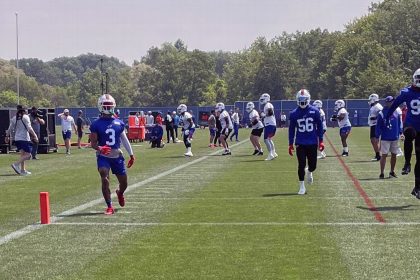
[386,90,406,118]
[288,112,296,145]
[89,121,98,134]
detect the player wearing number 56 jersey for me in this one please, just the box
[90,94,135,215]
[386,68,420,198]
[288,89,324,195]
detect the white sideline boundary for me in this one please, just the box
[0,140,248,246]
[52,221,420,226]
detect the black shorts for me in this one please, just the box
[221,128,232,138]
[251,128,264,137]
[370,125,376,138]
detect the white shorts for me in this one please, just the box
[380,140,400,155]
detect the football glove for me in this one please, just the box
[224,129,229,136]
[319,141,325,152]
[127,155,135,168]
[98,145,111,155]
[184,130,189,136]
[288,144,294,156]
[330,114,337,122]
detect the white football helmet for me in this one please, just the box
[334,99,345,110]
[413,68,420,87]
[296,89,311,108]
[215,102,225,112]
[259,93,270,105]
[313,100,323,109]
[368,93,379,105]
[245,102,255,113]
[97,94,116,115]
[177,104,187,114]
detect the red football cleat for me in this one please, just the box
[116,189,125,207]
[104,207,115,215]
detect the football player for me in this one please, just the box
[289,89,324,195]
[312,100,327,159]
[89,94,136,215]
[178,104,195,157]
[259,93,278,160]
[368,93,383,161]
[386,68,420,198]
[331,100,352,156]
[246,102,264,155]
[216,102,233,155]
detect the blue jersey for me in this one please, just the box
[376,108,402,141]
[150,125,163,140]
[387,85,420,130]
[173,115,180,126]
[289,105,324,146]
[90,117,126,149]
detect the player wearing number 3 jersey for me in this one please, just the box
[386,68,420,198]
[288,89,324,195]
[90,94,135,215]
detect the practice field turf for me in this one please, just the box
[1,127,420,279]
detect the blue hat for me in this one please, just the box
[385,96,394,102]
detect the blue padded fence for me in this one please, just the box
[57,99,371,127]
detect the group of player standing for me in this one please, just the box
[89,68,420,214]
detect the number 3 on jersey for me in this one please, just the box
[105,128,116,146]
[297,118,314,132]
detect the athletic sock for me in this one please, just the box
[106,199,112,208]
[344,147,349,153]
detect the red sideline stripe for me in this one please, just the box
[325,134,386,223]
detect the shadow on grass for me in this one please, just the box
[359,177,382,181]
[57,211,108,217]
[0,174,19,177]
[161,155,184,159]
[348,160,376,163]
[263,193,299,197]
[357,205,416,212]
[240,159,265,162]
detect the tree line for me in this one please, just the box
[0,0,419,108]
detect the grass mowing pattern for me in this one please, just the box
[0,127,420,279]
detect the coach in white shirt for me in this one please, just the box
[58,109,77,155]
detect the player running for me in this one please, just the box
[178,104,195,157]
[259,93,278,160]
[288,89,324,195]
[89,94,136,215]
[386,68,420,198]
[245,102,264,156]
[368,93,383,161]
[312,100,327,159]
[216,102,233,155]
[331,99,352,156]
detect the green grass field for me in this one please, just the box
[1,127,420,279]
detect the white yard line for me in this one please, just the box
[51,221,420,226]
[0,140,248,246]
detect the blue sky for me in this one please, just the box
[0,0,380,64]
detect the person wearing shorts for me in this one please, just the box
[376,96,402,179]
[58,109,77,154]
[6,105,38,175]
